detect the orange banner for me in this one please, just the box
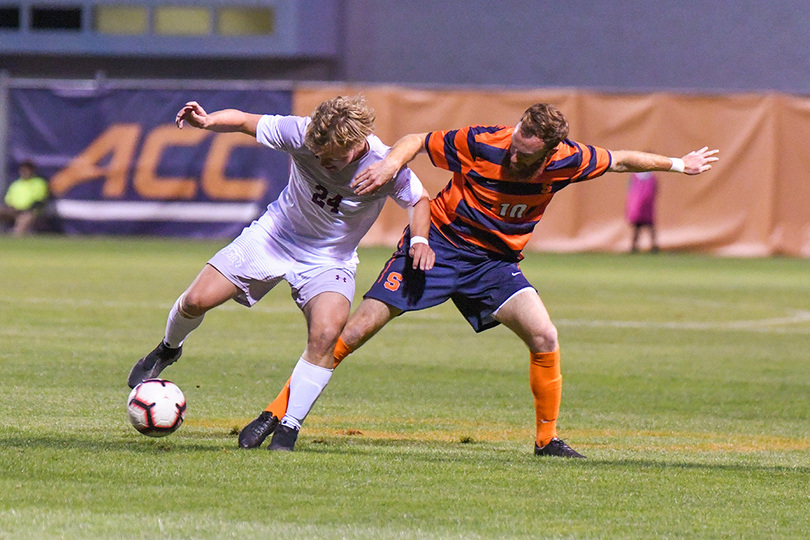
[295,85,809,257]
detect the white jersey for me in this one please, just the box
[254,114,424,264]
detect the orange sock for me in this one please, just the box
[332,336,352,367]
[529,348,562,447]
[264,337,354,417]
[264,380,290,418]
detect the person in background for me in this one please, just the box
[0,160,49,236]
[626,170,659,253]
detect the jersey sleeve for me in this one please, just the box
[255,114,309,153]
[424,127,473,173]
[424,125,509,176]
[543,139,612,185]
[569,140,612,181]
[388,166,425,209]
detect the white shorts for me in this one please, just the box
[208,221,357,310]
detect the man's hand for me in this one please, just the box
[409,243,435,271]
[352,159,400,195]
[175,101,209,129]
[681,146,720,175]
[352,133,428,195]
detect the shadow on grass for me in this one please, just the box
[3,433,807,475]
[291,435,810,473]
[0,433,236,454]
[579,457,810,474]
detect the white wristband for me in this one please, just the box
[410,235,429,248]
[669,158,685,173]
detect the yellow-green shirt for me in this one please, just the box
[4,177,49,211]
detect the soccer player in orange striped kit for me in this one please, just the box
[240,102,718,456]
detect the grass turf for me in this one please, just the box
[0,235,808,538]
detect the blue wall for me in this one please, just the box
[339,0,810,93]
[1,0,808,93]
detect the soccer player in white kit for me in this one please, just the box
[128,95,434,451]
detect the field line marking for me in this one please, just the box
[557,310,810,331]
[3,297,809,331]
[0,296,300,314]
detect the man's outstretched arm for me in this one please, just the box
[175,101,262,137]
[609,147,719,175]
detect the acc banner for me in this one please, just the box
[8,86,292,237]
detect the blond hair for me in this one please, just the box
[304,95,376,153]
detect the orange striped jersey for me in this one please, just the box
[424,125,612,261]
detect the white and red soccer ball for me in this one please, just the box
[127,379,186,437]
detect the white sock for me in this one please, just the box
[282,357,333,429]
[163,295,204,349]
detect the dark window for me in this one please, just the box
[0,7,21,28]
[32,7,82,30]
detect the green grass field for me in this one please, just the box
[1,235,808,539]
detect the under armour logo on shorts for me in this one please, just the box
[223,245,245,267]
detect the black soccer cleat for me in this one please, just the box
[267,422,299,452]
[238,411,279,449]
[534,438,586,458]
[128,341,182,388]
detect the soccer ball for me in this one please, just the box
[127,379,186,437]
